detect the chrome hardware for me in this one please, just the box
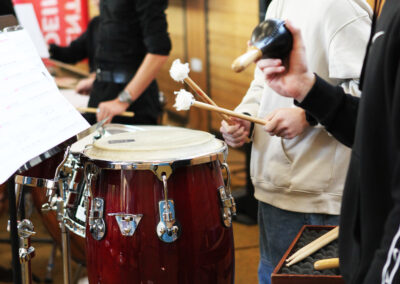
[16,219,36,284]
[93,123,106,141]
[63,216,86,238]
[108,213,143,236]
[218,163,237,228]
[41,196,58,213]
[46,146,71,203]
[151,164,173,181]
[19,246,35,263]
[156,200,180,243]
[89,197,106,240]
[156,174,180,243]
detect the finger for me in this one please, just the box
[222,131,247,146]
[96,107,101,122]
[264,117,279,133]
[262,66,286,77]
[275,127,288,137]
[257,58,282,69]
[265,110,277,121]
[284,20,303,50]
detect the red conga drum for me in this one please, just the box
[81,126,235,284]
[24,124,142,265]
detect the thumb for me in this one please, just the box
[284,20,302,50]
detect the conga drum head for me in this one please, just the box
[84,126,226,164]
[82,126,234,284]
[70,124,143,155]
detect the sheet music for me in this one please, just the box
[14,3,50,58]
[0,28,90,184]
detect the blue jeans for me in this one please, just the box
[257,201,339,284]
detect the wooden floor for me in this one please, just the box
[0,189,259,284]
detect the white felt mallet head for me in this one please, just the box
[169,59,190,82]
[173,89,194,111]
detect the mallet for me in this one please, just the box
[173,89,266,125]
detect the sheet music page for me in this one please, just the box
[14,3,50,58]
[0,28,90,184]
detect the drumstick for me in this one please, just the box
[287,226,339,262]
[169,59,233,123]
[174,89,266,125]
[286,227,339,267]
[76,107,135,117]
[314,258,339,270]
[48,58,90,77]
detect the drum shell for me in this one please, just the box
[24,153,86,265]
[86,160,235,284]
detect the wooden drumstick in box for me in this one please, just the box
[173,89,266,126]
[314,258,339,270]
[286,226,339,267]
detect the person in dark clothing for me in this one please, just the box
[49,16,99,73]
[49,15,100,95]
[89,0,171,125]
[256,0,400,283]
[0,0,14,16]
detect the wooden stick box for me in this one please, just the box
[271,225,345,284]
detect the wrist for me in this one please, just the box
[118,89,134,104]
[295,73,316,103]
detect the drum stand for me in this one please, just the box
[8,176,22,284]
[13,148,73,284]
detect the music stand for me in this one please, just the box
[1,14,23,284]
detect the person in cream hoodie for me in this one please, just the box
[220,0,372,283]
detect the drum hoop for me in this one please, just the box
[80,144,228,170]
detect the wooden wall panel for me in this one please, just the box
[185,0,209,130]
[156,0,188,124]
[207,0,258,131]
[157,0,259,132]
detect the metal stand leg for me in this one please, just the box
[18,220,36,284]
[60,223,71,284]
[44,243,57,283]
[8,177,22,284]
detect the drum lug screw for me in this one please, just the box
[156,175,181,243]
[89,197,106,241]
[156,200,181,243]
[218,163,237,228]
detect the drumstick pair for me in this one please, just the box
[170,59,266,127]
[173,89,266,126]
[286,226,339,267]
[170,59,237,125]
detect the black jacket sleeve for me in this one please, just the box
[49,32,88,65]
[297,75,360,147]
[363,51,400,284]
[136,0,171,55]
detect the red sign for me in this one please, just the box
[13,0,89,46]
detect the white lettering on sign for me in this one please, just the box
[40,0,60,44]
[64,0,82,45]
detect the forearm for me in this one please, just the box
[124,53,168,101]
[297,75,359,147]
[49,40,87,64]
